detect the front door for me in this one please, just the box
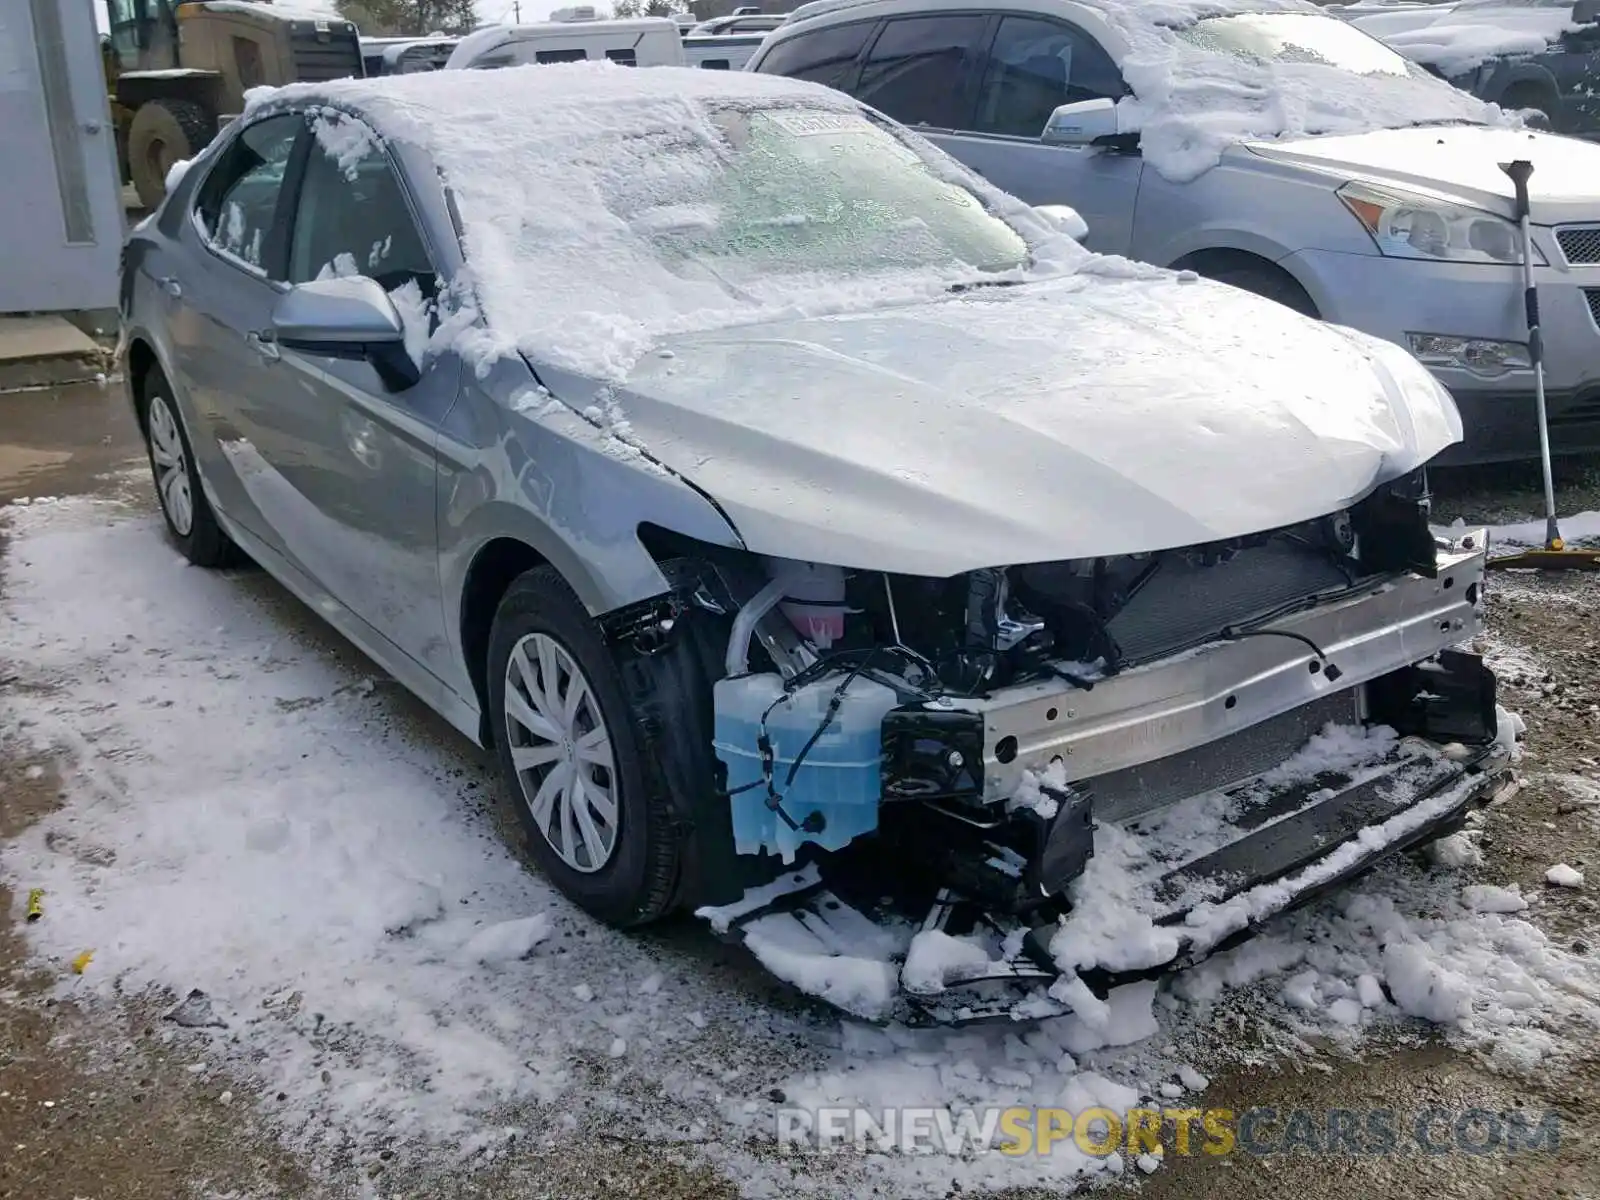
[933,13,1143,254]
[235,111,457,680]
[0,0,123,312]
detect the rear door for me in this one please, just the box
[852,12,993,133]
[164,111,303,538]
[750,18,882,90]
[936,13,1143,253]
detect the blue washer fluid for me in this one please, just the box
[713,672,900,863]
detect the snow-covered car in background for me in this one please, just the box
[751,0,1600,463]
[119,64,1513,1026]
[689,11,790,33]
[1331,0,1462,37]
[1359,0,1600,136]
[360,35,460,76]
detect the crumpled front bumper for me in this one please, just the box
[946,534,1489,803]
[698,724,1515,1027]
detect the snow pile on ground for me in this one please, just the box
[1176,869,1600,1072]
[1544,863,1584,889]
[0,502,802,1160]
[1046,722,1463,976]
[1080,0,1500,181]
[2,498,1597,1195]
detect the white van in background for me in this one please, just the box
[444,17,686,70]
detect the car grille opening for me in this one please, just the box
[1585,288,1600,330]
[1556,226,1600,265]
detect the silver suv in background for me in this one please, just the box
[749,0,1600,462]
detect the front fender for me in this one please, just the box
[1155,224,1303,270]
[436,355,747,690]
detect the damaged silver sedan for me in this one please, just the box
[117,64,1513,1025]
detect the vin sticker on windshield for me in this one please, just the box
[765,110,874,137]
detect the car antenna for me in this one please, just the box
[1486,159,1600,572]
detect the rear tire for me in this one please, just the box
[128,98,214,209]
[141,383,236,567]
[487,567,683,927]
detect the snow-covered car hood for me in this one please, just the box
[1247,126,1600,224]
[606,273,1461,576]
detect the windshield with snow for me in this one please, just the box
[1174,12,1420,76]
[610,107,1030,287]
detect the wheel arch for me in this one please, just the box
[1169,247,1321,318]
[1491,69,1562,121]
[459,535,553,746]
[126,336,162,421]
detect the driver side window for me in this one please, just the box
[971,16,1125,138]
[288,113,437,300]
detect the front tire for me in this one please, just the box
[142,384,235,567]
[487,566,681,927]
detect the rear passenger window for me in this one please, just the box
[193,113,300,272]
[701,59,731,69]
[972,16,1125,137]
[755,20,875,89]
[605,47,638,65]
[856,15,988,129]
[535,47,588,63]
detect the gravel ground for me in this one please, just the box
[2,381,1598,1200]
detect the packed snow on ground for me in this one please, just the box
[1487,510,1600,550]
[3,497,1599,1195]
[1078,0,1501,181]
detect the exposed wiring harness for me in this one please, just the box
[1220,625,1344,682]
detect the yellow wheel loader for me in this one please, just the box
[105,0,363,209]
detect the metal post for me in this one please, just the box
[1501,159,1560,550]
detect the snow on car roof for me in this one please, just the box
[1072,0,1506,180]
[245,63,1080,381]
[1384,7,1576,76]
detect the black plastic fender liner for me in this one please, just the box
[606,586,776,913]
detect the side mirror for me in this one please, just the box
[1035,203,1088,241]
[1575,0,1600,23]
[271,276,420,391]
[1041,98,1126,147]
